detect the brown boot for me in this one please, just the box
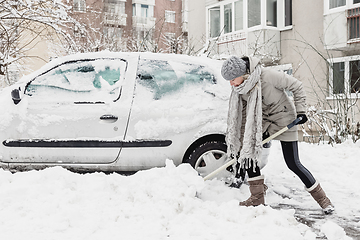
[239,175,265,207]
[306,181,334,214]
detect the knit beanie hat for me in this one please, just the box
[221,56,247,81]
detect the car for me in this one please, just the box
[0,51,270,179]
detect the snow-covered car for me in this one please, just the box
[0,51,237,178]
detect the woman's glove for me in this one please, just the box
[296,114,308,125]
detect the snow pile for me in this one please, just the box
[0,162,306,240]
[3,139,360,240]
[321,221,352,240]
[0,162,310,240]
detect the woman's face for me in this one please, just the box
[230,75,245,87]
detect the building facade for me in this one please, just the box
[6,0,187,83]
[68,0,185,52]
[200,0,360,138]
[9,0,360,137]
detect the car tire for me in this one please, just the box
[186,141,232,179]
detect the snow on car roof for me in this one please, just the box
[15,51,225,86]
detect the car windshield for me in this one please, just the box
[25,59,126,102]
[136,59,216,99]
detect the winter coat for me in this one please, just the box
[241,57,307,141]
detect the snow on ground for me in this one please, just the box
[0,140,359,240]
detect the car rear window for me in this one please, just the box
[136,59,216,99]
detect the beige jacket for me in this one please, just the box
[241,57,306,141]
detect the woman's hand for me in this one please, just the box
[296,114,308,125]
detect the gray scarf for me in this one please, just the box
[225,64,263,171]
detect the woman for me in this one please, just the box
[221,55,334,214]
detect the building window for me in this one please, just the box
[350,60,360,94]
[333,62,345,94]
[133,3,154,23]
[224,3,233,34]
[285,0,292,26]
[104,0,125,21]
[104,1,125,15]
[235,0,243,31]
[74,0,86,12]
[267,0,277,27]
[330,57,360,96]
[329,0,346,9]
[248,0,261,28]
[355,0,360,4]
[165,10,175,23]
[141,5,149,18]
[348,8,360,40]
[209,6,220,38]
[207,0,288,39]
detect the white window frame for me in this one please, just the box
[324,0,360,14]
[165,10,176,23]
[266,0,278,27]
[248,0,262,28]
[347,7,360,42]
[208,6,221,38]
[133,4,154,17]
[206,0,291,40]
[207,1,246,39]
[283,0,292,28]
[224,3,233,34]
[234,0,244,31]
[329,0,346,9]
[328,55,360,99]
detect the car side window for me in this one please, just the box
[136,59,216,99]
[25,59,126,103]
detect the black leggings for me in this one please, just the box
[280,141,316,188]
[245,141,316,188]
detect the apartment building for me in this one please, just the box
[69,0,186,52]
[9,0,360,127]
[199,0,360,126]
[4,0,186,83]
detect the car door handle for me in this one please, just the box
[100,114,118,122]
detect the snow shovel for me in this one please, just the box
[203,116,303,181]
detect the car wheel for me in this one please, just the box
[186,141,232,179]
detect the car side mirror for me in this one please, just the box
[11,88,21,105]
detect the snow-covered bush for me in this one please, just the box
[0,0,88,86]
[303,104,360,144]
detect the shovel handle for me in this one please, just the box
[203,117,302,181]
